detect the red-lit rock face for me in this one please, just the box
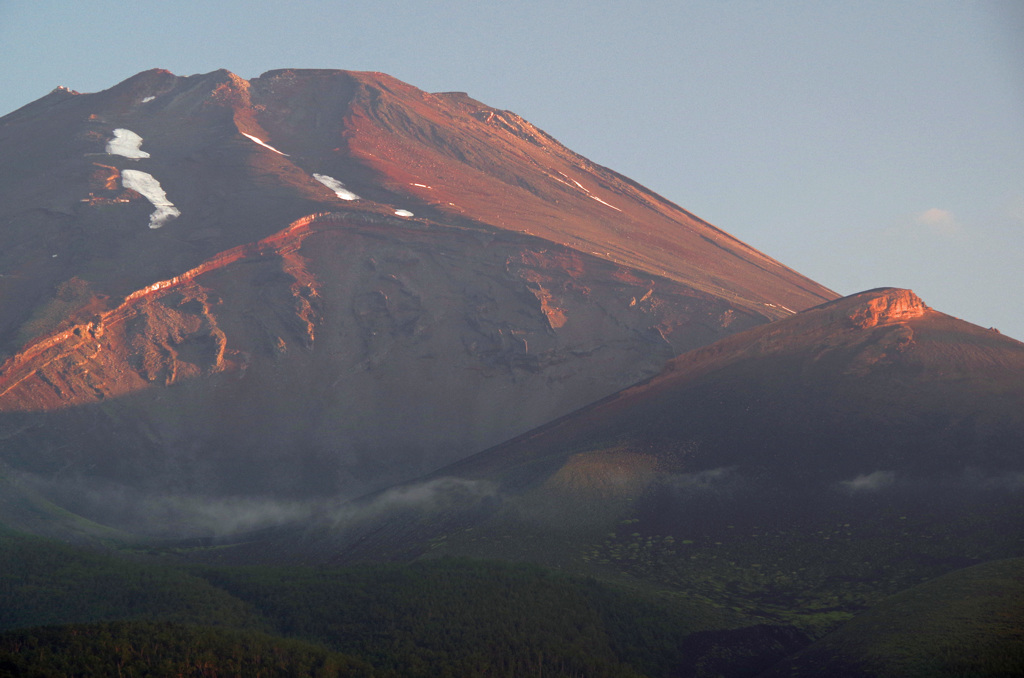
[845,288,928,329]
[0,69,836,521]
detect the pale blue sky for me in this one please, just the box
[2,1,1022,339]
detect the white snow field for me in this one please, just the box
[106,128,150,159]
[121,169,180,228]
[313,173,360,200]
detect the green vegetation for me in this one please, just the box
[203,560,656,677]
[2,522,1020,677]
[760,558,1024,678]
[0,528,263,631]
[0,527,804,677]
[579,492,1024,636]
[0,472,129,544]
[0,622,374,677]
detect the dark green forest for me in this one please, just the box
[3,526,1023,676]
[0,527,809,677]
[0,622,374,678]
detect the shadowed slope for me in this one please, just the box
[262,289,1024,639]
[445,287,1024,489]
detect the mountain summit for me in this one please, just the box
[0,68,836,533]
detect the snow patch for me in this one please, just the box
[765,303,796,315]
[411,183,431,188]
[552,170,621,211]
[313,173,359,200]
[106,128,150,159]
[549,174,573,188]
[589,194,622,212]
[241,132,288,156]
[141,96,155,103]
[121,169,180,229]
[394,209,414,217]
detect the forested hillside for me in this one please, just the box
[0,528,809,677]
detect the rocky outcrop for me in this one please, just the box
[845,288,928,329]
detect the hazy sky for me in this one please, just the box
[2,1,1022,339]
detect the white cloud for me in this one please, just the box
[913,208,961,236]
[666,466,736,492]
[328,477,497,527]
[841,470,895,492]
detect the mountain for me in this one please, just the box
[2,68,1021,677]
[0,68,835,535]
[266,288,1024,631]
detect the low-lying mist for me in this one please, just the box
[10,469,499,540]
[7,461,1023,544]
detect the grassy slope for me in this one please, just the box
[0,527,264,631]
[758,557,1024,678]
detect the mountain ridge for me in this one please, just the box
[0,67,836,355]
[438,286,1024,487]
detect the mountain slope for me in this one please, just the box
[0,68,834,535]
[443,287,1024,488]
[274,288,1024,631]
[0,67,834,356]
